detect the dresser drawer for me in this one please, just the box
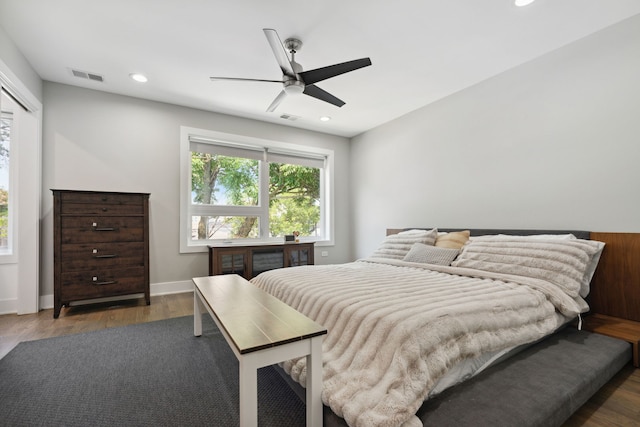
[60,242,145,271]
[60,192,145,215]
[61,216,144,243]
[61,266,147,300]
[61,202,143,216]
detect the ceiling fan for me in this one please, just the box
[210,28,372,112]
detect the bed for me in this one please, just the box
[249,228,633,427]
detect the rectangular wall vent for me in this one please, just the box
[70,68,104,83]
[87,73,104,82]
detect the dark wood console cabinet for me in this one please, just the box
[208,242,315,279]
[52,190,150,318]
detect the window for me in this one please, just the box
[180,127,334,252]
[0,110,12,257]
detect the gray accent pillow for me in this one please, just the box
[403,243,460,265]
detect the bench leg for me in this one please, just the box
[239,356,258,427]
[193,289,203,337]
[306,335,324,427]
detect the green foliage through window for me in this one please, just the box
[190,151,321,240]
[0,116,10,249]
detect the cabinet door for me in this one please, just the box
[251,248,284,277]
[218,251,247,277]
[286,245,312,267]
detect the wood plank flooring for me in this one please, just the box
[1,292,638,426]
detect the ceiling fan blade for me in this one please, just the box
[298,58,372,85]
[303,84,345,108]
[266,90,288,112]
[210,76,282,83]
[263,28,296,78]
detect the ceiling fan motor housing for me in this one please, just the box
[284,79,304,94]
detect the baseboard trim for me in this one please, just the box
[37,280,194,311]
[151,280,194,296]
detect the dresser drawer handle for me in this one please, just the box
[94,280,117,286]
[92,279,117,286]
[93,254,117,259]
[92,222,117,231]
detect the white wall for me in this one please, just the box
[350,14,640,259]
[0,24,42,103]
[41,83,351,302]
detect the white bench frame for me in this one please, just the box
[193,275,325,427]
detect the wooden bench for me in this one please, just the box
[193,274,327,427]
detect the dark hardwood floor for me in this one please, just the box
[0,292,638,426]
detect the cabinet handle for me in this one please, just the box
[93,280,117,286]
[93,254,117,259]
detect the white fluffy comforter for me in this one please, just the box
[251,258,586,427]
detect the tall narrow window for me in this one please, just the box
[0,111,11,255]
[181,128,333,252]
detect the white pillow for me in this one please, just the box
[371,228,438,260]
[451,237,604,298]
[403,243,460,266]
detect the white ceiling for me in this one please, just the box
[1,0,639,138]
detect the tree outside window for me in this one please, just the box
[190,151,320,241]
[0,116,10,250]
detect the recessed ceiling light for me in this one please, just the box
[515,0,535,6]
[130,73,148,83]
[319,116,331,122]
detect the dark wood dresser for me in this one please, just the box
[52,190,150,318]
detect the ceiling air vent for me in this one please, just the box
[70,68,104,83]
[279,113,300,121]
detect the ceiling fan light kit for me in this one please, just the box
[210,28,371,112]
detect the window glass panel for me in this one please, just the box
[0,115,10,253]
[190,152,258,206]
[268,162,320,238]
[191,215,259,240]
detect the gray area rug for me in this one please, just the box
[1,315,631,427]
[0,316,306,426]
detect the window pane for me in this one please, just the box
[0,116,10,252]
[190,152,258,206]
[268,163,320,237]
[191,216,259,240]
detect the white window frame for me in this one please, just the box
[180,126,334,253]
[0,94,17,264]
